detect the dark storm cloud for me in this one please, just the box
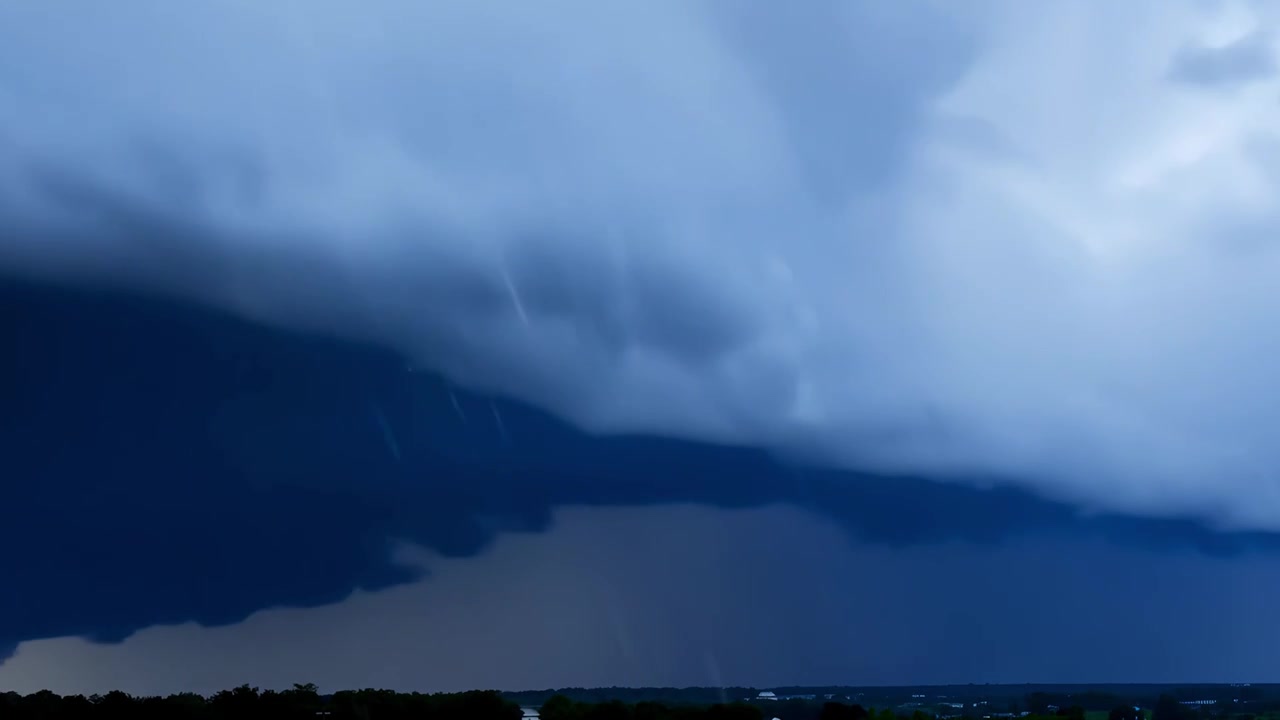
[1,0,1279,534]
[5,505,1280,694]
[10,0,1280,676]
[6,276,1280,660]
[6,0,1280,532]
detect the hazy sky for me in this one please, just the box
[1,504,1276,696]
[4,0,1280,693]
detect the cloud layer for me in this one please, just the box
[4,269,1279,658]
[4,505,1278,695]
[5,2,1280,531]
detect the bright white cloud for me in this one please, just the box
[4,1,1280,527]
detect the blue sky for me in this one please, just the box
[4,0,1280,694]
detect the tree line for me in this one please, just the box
[0,684,519,720]
[0,687,930,720]
[0,687,890,720]
[0,684,1268,720]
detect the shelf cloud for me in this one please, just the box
[6,0,1280,638]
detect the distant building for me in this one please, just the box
[758,692,778,702]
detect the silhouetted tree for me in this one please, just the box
[1110,706,1142,720]
[707,703,764,720]
[543,694,586,720]
[1154,695,1189,720]
[1057,705,1085,720]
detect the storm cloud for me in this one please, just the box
[7,0,1280,666]
[4,273,1280,659]
[5,0,1280,526]
[3,505,1278,695]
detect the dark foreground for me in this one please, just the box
[1,684,1275,720]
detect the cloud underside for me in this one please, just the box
[4,504,1280,695]
[3,275,1279,657]
[4,2,1280,532]
[7,0,1280,657]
